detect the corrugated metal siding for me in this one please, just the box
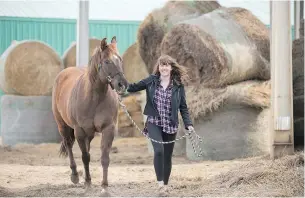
[0,16,141,56]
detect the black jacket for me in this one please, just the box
[127,75,193,129]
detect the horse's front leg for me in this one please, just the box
[100,124,115,195]
[75,126,94,187]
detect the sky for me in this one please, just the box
[0,0,302,25]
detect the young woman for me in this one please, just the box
[127,54,194,194]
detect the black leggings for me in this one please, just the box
[147,122,177,185]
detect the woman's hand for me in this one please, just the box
[187,126,194,131]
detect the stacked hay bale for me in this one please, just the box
[137,1,221,74]
[164,6,271,159]
[161,7,270,86]
[119,43,149,137]
[183,80,271,160]
[0,40,63,95]
[62,38,101,68]
[140,3,273,159]
[0,40,64,145]
[292,19,304,147]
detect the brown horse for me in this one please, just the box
[52,36,128,194]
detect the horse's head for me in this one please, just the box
[89,36,128,94]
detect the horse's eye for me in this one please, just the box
[105,60,111,64]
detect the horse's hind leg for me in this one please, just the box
[100,124,115,194]
[75,126,94,187]
[59,125,79,184]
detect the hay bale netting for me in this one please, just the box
[122,43,149,83]
[1,95,61,146]
[62,38,101,68]
[137,1,220,73]
[0,40,63,96]
[161,7,270,86]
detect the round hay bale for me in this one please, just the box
[292,38,304,97]
[185,105,270,161]
[161,7,270,87]
[122,43,149,83]
[62,38,101,68]
[137,1,220,73]
[0,40,63,96]
[1,95,61,146]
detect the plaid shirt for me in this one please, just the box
[143,80,178,134]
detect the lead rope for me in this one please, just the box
[117,95,204,158]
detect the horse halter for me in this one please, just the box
[97,63,123,90]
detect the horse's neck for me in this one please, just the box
[83,75,109,102]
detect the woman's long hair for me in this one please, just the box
[152,54,190,85]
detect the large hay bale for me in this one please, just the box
[137,1,220,73]
[183,80,271,160]
[186,105,270,161]
[122,43,149,83]
[161,7,270,87]
[62,38,101,68]
[0,40,63,96]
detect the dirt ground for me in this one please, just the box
[0,136,304,197]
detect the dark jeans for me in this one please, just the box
[147,122,177,185]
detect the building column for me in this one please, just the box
[76,0,89,67]
[270,1,294,159]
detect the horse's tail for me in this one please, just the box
[59,127,75,158]
[59,142,68,157]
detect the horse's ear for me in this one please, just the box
[111,36,117,44]
[100,38,107,51]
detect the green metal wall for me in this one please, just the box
[0,16,141,56]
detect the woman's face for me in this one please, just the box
[159,62,172,78]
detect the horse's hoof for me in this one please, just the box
[70,173,79,184]
[101,188,111,197]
